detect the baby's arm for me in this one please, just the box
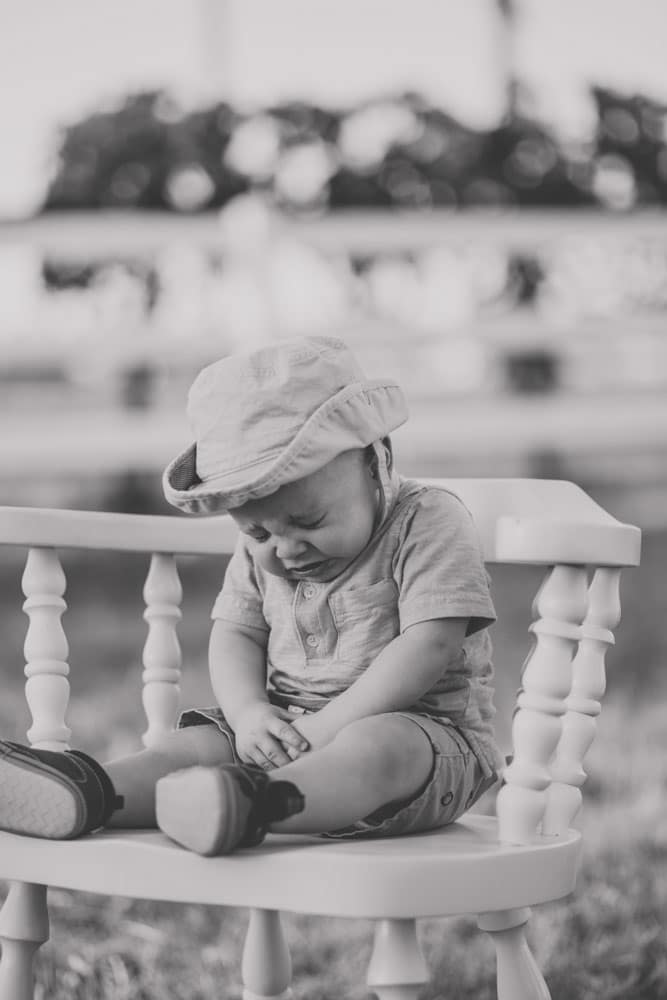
[293,617,468,749]
[209,619,308,767]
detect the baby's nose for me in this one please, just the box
[274,535,307,560]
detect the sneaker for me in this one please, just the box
[0,740,123,839]
[155,763,305,856]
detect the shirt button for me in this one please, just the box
[441,791,454,807]
[302,584,316,599]
[306,634,319,648]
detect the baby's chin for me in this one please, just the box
[261,555,352,583]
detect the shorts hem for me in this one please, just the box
[322,712,486,841]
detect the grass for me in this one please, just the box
[0,530,666,998]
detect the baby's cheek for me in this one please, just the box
[318,532,350,557]
[324,526,372,559]
[256,550,290,578]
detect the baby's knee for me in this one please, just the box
[334,715,431,792]
[149,725,233,769]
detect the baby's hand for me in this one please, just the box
[289,712,335,753]
[234,702,309,769]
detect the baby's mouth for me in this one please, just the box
[287,559,328,577]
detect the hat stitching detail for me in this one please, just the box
[198,446,288,483]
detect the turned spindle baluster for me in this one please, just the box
[141,553,183,748]
[242,909,293,1000]
[477,909,551,1000]
[21,547,71,750]
[0,882,49,1000]
[497,564,588,844]
[366,919,429,1000]
[542,568,621,835]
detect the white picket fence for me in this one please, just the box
[1,209,666,522]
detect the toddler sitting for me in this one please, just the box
[0,336,502,854]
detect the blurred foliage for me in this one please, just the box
[43,86,667,214]
[46,94,248,212]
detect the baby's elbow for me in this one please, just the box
[402,618,468,666]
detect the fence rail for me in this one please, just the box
[1,209,666,520]
[1,209,666,258]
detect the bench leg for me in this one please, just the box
[367,918,429,999]
[242,908,294,1000]
[478,908,551,1000]
[0,881,49,1000]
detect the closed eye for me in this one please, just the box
[245,527,270,542]
[291,514,325,530]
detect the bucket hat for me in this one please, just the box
[163,336,408,514]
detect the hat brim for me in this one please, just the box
[162,380,408,514]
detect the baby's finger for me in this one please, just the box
[257,737,292,769]
[247,748,276,770]
[269,718,309,751]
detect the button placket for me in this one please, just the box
[296,581,326,658]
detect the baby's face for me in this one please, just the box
[228,450,379,582]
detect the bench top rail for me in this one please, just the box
[0,479,641,566]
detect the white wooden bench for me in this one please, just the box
[0,478,641,999]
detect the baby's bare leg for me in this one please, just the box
[106,726,234,828]
[268,714,433,834]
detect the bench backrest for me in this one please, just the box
[0,478,641,845]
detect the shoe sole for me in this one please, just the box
[0,754,83,839]
[156,766,247,856]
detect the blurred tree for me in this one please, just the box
[46,92,248,211]
[592,87,667,205]
[328,167,394,208]
[474,114,595,206]
[267,100,340,145]
[385,96,487,208]
[42,85,667,212]
[47,93,171,209]
[166,102,248,210]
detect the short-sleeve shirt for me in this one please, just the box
[212,478,503,777]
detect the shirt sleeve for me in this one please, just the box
[393,487,496,636]
[210,534,269,632]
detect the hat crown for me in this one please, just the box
[188,337,366,483]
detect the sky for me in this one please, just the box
[1,0,667,216]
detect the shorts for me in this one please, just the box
[177,695,497,841]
